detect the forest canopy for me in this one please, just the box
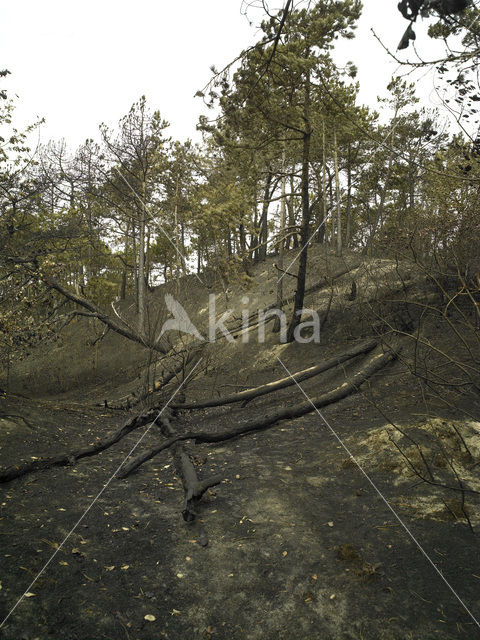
[0,0,479,360]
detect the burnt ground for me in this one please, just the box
[1,248,480,639]
[1,354,480,640]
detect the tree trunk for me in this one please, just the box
[239,223,246,255]
[132,221,139,311]
[138,181,147,334]
[321,119,328,244]
[120,221,129,300]
[345,143,352,248]
[334,127,342,258]
[174,175,181,288]
[252,190,259,262]
[258,168,273,262]
[197,245,202,275]
[409,152,415,212]
[273,148,287,333]
[146,227,151,289]
[287,70,311,343]
[287,172,298,249]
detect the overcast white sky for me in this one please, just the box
[0,1,460,148]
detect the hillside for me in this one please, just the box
[4,1,480,637]
[1,247,480,640]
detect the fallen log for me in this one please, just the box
[158,414,222,526]
[173,448,223,523]
[0,406,164,484]
[118,345,397,478]
[173,338,377,410]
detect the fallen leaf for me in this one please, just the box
[282,551,288,557]
[71,548,84,556]
[176,573,184,579]
[121,565,129,570]
[25,592,35,598]
[41,539,59,549]
[330,594,336,600]
[144,614,156,622]
[327,521,334,527]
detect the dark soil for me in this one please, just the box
[1,359,480,640]
[1,249,480,639]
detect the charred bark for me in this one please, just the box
[173,338,377,410]
[0,406,163,483]
[158,412,223,529]
[119,345,398,478]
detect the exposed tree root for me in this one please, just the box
[173,338,377,410]
[118,344,397,479]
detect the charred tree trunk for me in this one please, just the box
[258,168,273,262]
[0,406,163,483]
[334,127,342,258]
[119,345,398,479]
[174,339,377,410]
[286,69,311,343]
[273,148,287,333]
